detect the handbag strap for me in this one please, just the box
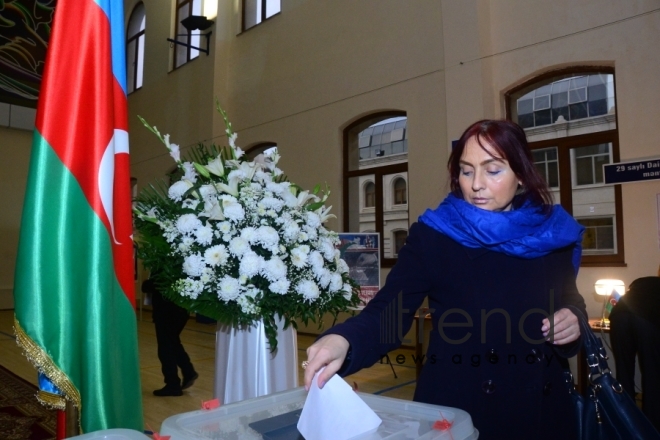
[576,313,611,381]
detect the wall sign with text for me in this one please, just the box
[604,158,660,184]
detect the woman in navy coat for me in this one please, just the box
[303,120,587,440]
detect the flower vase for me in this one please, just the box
[214,315,298,404]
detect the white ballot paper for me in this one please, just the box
[297,369,382,440]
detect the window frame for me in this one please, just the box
[343,111,408,268]
[392,176,407,205]
[526,130,624,267]
[242,0,281,32]
[126,2,145,94]
[173,0,201,69]
[505,66,624,267]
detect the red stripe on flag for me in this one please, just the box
[35,0,134,305]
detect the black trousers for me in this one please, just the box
[610,310,660,431]
[153,292,195,388]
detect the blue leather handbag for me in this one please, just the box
[565,315,660,440]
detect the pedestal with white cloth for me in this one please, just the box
[214,315,298,405]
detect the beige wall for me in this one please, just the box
[126,0,660,327]
[3,0,658,321]
[0,127,32,309]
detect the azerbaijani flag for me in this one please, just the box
[13,0,143,432]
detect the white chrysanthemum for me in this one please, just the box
[227,169,246,182]
[239,251,263,278]
[183,253,205,277]
[221,195,245,222]
[282,220,300,242]
[329,273,343,293]
[309,251,324,271]
[342,283,353,301]
[263,257,287,282]
[182,199,200,210]
[266,181,288,195]
[182,162,198,183]
[296,279,320,301]
[256,226,279,249]
[178,236,195,253]
[337,258,349,274]
[319,238,336,261]
[194,224,214,245]
[176,214,202,234]
[306,211,322,229]
[240,227,258,243]
[169,180,193,201]
[317,269,332,289]
[217,276,241,301]
[270,279,290,295]
[199,268,214,284]
[259,197,284,212]
[204,244,229,267]
[229,236,249,257]
[291,245,310,268]
[304,226,318,241]
[199,184,218,201]
[219,222,232,234]
[298,231,309,243]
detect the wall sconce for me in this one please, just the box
[167,15,214,55]
[594,279,625,328]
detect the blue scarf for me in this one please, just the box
[419,194,585,275]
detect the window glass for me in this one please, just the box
[393,178,407,205]
[364,181,375,208]
[126,3,146,93]
[394,230,408,256]
[174,0,201,68]
[511,73,615,129]
[244,0,280,31]
[510,70,623,265]
[344,114,408,267]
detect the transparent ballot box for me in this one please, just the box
[160,387,478,439]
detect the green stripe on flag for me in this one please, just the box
[14,131,143,432]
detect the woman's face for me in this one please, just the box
[458,136,521,212]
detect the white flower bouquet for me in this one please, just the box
[134,104,360,350]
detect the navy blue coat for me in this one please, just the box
[326,222,586,440]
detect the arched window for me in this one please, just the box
[506,67,623,266]
[244,142,277,162]
[364,181,375,208]
[126,3,146,93]
[393,177,407,205]
[393,230,408,256]
[343,112,408,266]
[174,0,202,69]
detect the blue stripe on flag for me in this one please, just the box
[95,0,128,95]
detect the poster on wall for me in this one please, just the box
[336,233,380,308]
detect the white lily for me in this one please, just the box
[205,155,225,177]
[295,190,319,207]
[201,200,225,220]
[215,176,240,197]
[316,205,336,223]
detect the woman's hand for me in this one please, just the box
[303,334,350,391]
[542,308,580,345]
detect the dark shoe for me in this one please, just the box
[153,386,183,397]
[182,372,199,390]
